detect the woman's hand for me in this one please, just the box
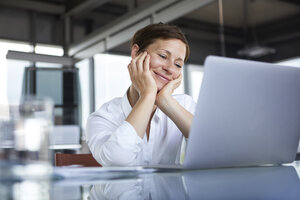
[156,73,182,109]
[128,52,157,98]
[155,73,193,138]
[126,52,157,139]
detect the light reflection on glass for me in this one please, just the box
[0,96,53,180]
[13,180,50,200]
[0,180,50,200]
[88,166,300,200]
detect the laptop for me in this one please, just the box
[145,55,300,170]
[180,55,300,169]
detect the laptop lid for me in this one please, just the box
[183,56,300,169]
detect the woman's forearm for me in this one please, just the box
[158,96,193,138]
[126,94,156,139]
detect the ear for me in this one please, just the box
[131,44,139,59]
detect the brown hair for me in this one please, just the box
[130,23,190,62]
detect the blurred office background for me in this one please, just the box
[0,0,299,154]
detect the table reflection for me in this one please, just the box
[1,165,300,200]
[0,180,50,200]
[89,166,300,200]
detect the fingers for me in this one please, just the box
[127,63,133,80]
[129,51,145,76]
[175,73,182,83]
[172,73,182,88]
[169,73,182,84]
[128,51,150,80]
[128,51,154,94]
[160,73,182,94]
[133,51,147,73]
[144,54,150,71]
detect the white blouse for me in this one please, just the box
[86,92,196,166]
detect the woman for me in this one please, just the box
[86,23,196,166]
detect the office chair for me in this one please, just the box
[55,153,102,167]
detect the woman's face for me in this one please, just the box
[145,39,186,91]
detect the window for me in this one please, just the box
[0,40,65,105]
[76,59,90,128]
[94,54,132,110]
[35,69,63,105]
[0,39,78,126]
[0,40,32,104]
[186,64,204,102]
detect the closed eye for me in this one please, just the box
[159,54,167,59]
[175,64,182,68]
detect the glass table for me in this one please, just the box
[1,162,300,200]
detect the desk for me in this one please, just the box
[1,162,300,200]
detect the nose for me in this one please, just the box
[162,60,176,75]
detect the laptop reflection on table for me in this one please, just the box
[88,166,300,200]
[182,166,300,200]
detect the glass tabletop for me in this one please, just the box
[1,162,300,200]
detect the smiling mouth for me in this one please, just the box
[154,72,170,82]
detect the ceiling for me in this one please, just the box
[0,0,299,64]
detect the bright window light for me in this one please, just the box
[6,60,30,103]
[0,40,33,105]
[191,70,204,102]
[34,44,64,56]
[0,52,8,105]
[186,64,204,102]
[35,62,63,68]
[76,59,90,129]
[277,57,300,68]
[0,39,33,53]
[0,40,66,121]
[94,53,131,110]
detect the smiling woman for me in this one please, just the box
[135,38,185,91]
[86,23,196,166]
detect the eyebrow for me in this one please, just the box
[159,49,184,63]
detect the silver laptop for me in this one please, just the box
[142,55,300,171]
[181,55,300,169]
